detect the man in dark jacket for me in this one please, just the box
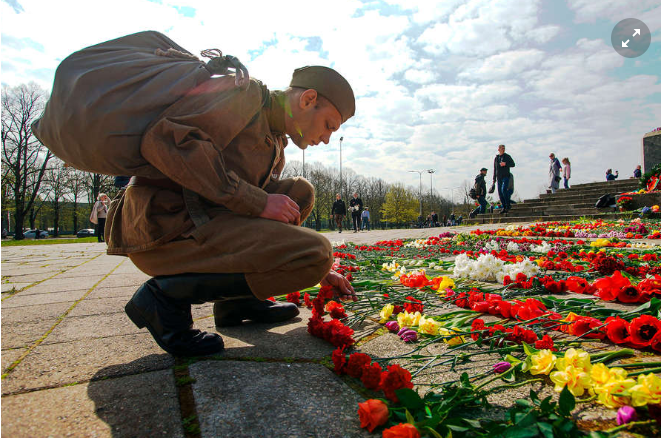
[349,192,363,233]
[331,193,347,232]
[492,144,515,213]
[469,167,488,218]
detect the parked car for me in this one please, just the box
[76,228,95,238]
[24,229,49,239]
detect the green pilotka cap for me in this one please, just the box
[290,66,355,123]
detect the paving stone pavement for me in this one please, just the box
[3,221,652,437]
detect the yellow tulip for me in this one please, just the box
[550,365,591,396]
[629,373,661,407]
[379,304,394,323]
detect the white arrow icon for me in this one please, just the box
[633,29,641,37]
[622,39,630,47]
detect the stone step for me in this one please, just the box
[463,211,632,225]
[538,187,638,200]
[563,179,641,190]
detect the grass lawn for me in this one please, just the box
[1,237,100,246]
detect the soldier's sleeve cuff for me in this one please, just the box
[223,180,268,217]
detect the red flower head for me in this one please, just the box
[380,365,414,402]
[629,315,661,348]
[650,331,661,353]
[471,319,485,341]
[566,276,590,294]
[307,317,325,337]
[332,347,346,374]
[571,317,605,339]
[403,296,424,314]
[303,292,312,308]
[593,271,631,301]
[617,285,643,304]
[285,291,301,306]
[383,423,420,438]
[358,399,389,433]
[534,334,555,351]
[326,300,347,319]
[605,316,631,344]
[346,353,372,378]
[360,362,383,390]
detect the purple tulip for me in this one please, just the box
[385,321,400,332]
[493,361,512,374]
[616,406,637,426]
[399,330,418,343]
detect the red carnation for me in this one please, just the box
[534,334,555,351]
[326,301,347,319]
[286,291,301,306]
[332,347,347,374]
[471,319,485,341]
[360,362,383,390]
[346,353,372,378]
[304,292,312,308]
[650,331,661,352]
[380,365,414,402]
[629,315,661,348]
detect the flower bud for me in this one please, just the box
[399,329,418,342]
[397,326,409,336]
[493,361,512,374]
[616,406,637,426]
[385,321,400,332]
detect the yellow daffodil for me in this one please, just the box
[556,348,592,372]
[379,304,394,323]
[432,276,455,291]
[550,365,591,396]
[526,350,557,375]
[629,373,661,407]
[417,316,440,335]
[397,311,422,328]
[438,327,464,346]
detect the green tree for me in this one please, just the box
[380,184,418,225]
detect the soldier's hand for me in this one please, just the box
[260,194,300,224]
[321,270,357,302]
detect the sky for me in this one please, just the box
[2,0,660,201]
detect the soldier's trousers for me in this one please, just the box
[128,178,332,300]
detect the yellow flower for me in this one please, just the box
[527,350,557,375]
[436,276,455,291]
[629,373,661,407]
[595,377,636,409]
[550,365,591,396]
[397,311,422,328]
[418,316,440,335]
[438,327,464,346]
[556,348,592,372]
[379,304,394,323]
[590,363,613,392]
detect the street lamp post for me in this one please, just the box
[427,169,435,211]
[339,136,343,199]
[409,170,423,217]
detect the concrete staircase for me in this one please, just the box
[464,179,641,224]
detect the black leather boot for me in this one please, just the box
[214,298,300,328]
[125,273,254,357]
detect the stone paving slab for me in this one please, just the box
[42,312,143,345]
[190,360,374,438]
[2,334,174,395]
[1,300,71,324]
[1,369,182,438]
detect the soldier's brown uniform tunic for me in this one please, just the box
[105,76,332,300]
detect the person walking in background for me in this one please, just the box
[349,192,363,233]
[360,207,371,231]
[548,153,561,194]
[633,165,642,179]
[561,158,571,189]
[606,169,619,181]
[442,214,447,227]
[431,211,438,227]
[331,193,346,233]
[90,193,109,242]
[469,167,488,219]
[492,144,515,214]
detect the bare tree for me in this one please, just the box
[1,84,52,239]
[42,159,70,237]
[64,167,89,233]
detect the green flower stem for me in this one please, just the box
[473,365,516,392]
[626,366,661,376]
[603,419,657,434]
[611,361,661,369]
[591,349,635,363]
[489,378,544,393]
[575,395,597,403]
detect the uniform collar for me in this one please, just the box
[266,90,288,146]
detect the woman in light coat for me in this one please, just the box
[562,158,571,189]
[91,193,110,242]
